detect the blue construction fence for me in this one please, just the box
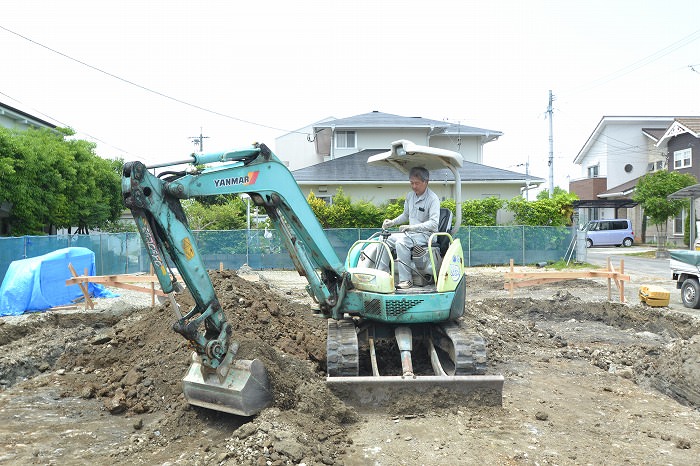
[0,226,575,283]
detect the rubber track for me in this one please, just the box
[326,319,359,376]
[439,321,487,375]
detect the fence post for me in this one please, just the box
[522,226,526,266]
[467,226,471,267]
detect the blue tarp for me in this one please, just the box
[0,247,115,316]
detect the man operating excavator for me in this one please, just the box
[379,166,441,289]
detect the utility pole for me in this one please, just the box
[189,127,209,152]
[516,160,531,201]
[547,90,554,196]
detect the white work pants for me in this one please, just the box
[377,232,428,282]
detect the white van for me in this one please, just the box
[584,219,634,248]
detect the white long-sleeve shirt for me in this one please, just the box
[391,187,440,234]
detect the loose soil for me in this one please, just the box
[1,266,699,465]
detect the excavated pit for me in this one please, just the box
[0,269,699,465]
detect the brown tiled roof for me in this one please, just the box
[676,117,700,134]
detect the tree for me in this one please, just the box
[633,171,696,234]
[0,126,122,235]
[182,197,246,230]
[506,188,578,226]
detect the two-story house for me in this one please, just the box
[569,116,675,241]
[276,111,543,214]
[655,117,700,241]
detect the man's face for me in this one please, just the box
[409,176,428,196]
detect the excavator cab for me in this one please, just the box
[347,207,456,291]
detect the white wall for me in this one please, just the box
[331,128,429,159]
[430,136,482,163]
[604,123,659,189]
[275,120,333,171]
[576,118,673,188]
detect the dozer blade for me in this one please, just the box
[182,353,272,416]
[326,374,504,408]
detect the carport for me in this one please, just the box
[668,184,700,250]
[572,199,638,219]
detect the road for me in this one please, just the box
[583,245,672,279]
[581,245,699,313]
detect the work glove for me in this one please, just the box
[382,219,394,229]
[399,224,413,233]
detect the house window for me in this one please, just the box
[674,209,685,236]
[316,195,333,205]
[648,160,666,172]
[335,131,356,149]
[674,148,692,169]
[587,165,599,178]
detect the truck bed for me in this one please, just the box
[670,250,700,275]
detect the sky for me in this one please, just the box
[3,0,700,192]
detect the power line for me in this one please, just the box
[563,28,700,97]
[0,90,142,160]
[0,24,305,136]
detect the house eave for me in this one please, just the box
[295,179,543,186]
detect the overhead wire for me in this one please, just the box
[0,90,146,160]
[0,24,308,137]
[561,28,700,97]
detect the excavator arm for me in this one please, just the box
[121,143,348,415]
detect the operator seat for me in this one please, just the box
[434,208,453,256]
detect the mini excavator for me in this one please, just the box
[122,140,503,416]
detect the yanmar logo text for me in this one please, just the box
[214,171,259,188]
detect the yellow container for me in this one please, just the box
[639,285,670,307]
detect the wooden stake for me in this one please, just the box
[619,259,625,303]
[150,264,155,307]
[68,263,94,311]
[607,257,612,302]
[509,259,514,299]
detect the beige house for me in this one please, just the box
[277,111,542,215]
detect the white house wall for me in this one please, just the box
[0,112,34,130]
[577,137,608,179]
[577,117,673,186]
[430,137,481,164]
[278,125,487,170]
[603,123,658,188]
[332,128,430,159]
[275,122,329,171]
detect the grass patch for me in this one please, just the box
[544,259,595,270]
[622,250,658,258]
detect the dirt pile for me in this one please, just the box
[1,271,357,465]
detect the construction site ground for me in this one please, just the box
[1,252,700,465]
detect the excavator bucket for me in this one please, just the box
[182,354,272,416]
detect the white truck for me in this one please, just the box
[670,250,700,308]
